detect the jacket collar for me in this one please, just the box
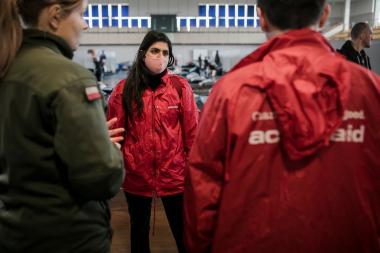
[231,28,335,72]
[22,29,74,59]
[145,70,170,97]
[160,69,170,85]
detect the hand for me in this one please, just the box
[107,117,125,149]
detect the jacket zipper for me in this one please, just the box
[151,90,157,235]
[151,91,157,192]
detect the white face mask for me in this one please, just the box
[144,55,168,74]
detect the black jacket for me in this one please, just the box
[337,40,371,69]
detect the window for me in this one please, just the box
[122,20,128,27]
[85,4,133,28]
[248,6,254,17]
[141,19,148,28]
[199,4,255,28]
[112,5,118,16]
[229,19,235,27]
[132,19,138,27]
[103,19,109,27]
[199,5,206,17]
[238,6,245,17]
[180,18,187,27]
[177,3,260,31]
[209,6,216,17]
[228,6,235,17]
[102,6,108,17]
[92,5,99,17]
[121,5,128,16]
[85,3,259,31]
[219,18,225,27]
[209,18,216,27]
[219,6,225,17]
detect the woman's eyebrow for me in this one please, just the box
[150,47,168,51]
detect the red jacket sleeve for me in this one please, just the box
[106,80,125,130]
[184,83,228,253]
[179,77,199,157]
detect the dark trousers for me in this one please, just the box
[124,192,186,253]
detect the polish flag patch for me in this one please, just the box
[85,86,101,101]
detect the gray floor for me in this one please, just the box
[103,70,128,88]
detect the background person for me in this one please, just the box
[184,0,380,253]
[338,22,373,69]
[0,1,124,252]
[87,49,102,81]
[107,31,198,253]
[100,50,107,79]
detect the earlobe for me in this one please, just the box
[319,4,331,28]
[49,18,59,31]
[257,7,269,32]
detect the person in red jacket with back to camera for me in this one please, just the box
[184,0,380,253]
[107,31,198,253]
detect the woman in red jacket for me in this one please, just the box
[107,31,198,253]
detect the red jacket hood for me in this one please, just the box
[231,29,350,160]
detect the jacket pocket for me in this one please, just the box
[158,105,180,128]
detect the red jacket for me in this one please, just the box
[108,72,198,197]
[184,29,380,253]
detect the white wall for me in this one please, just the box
[328,0,376,26]
[376,0,380,26]
[350,0,375,25]
[74,44,258,71]
[81,29,265,45]
[329,1,345,20]
[351,0,374,16]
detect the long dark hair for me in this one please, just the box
[122,31,175,128]
[0,0,82,79]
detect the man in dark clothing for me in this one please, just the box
[88,49,102,81]
[99,50,107,78]
[338,22,373,69]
